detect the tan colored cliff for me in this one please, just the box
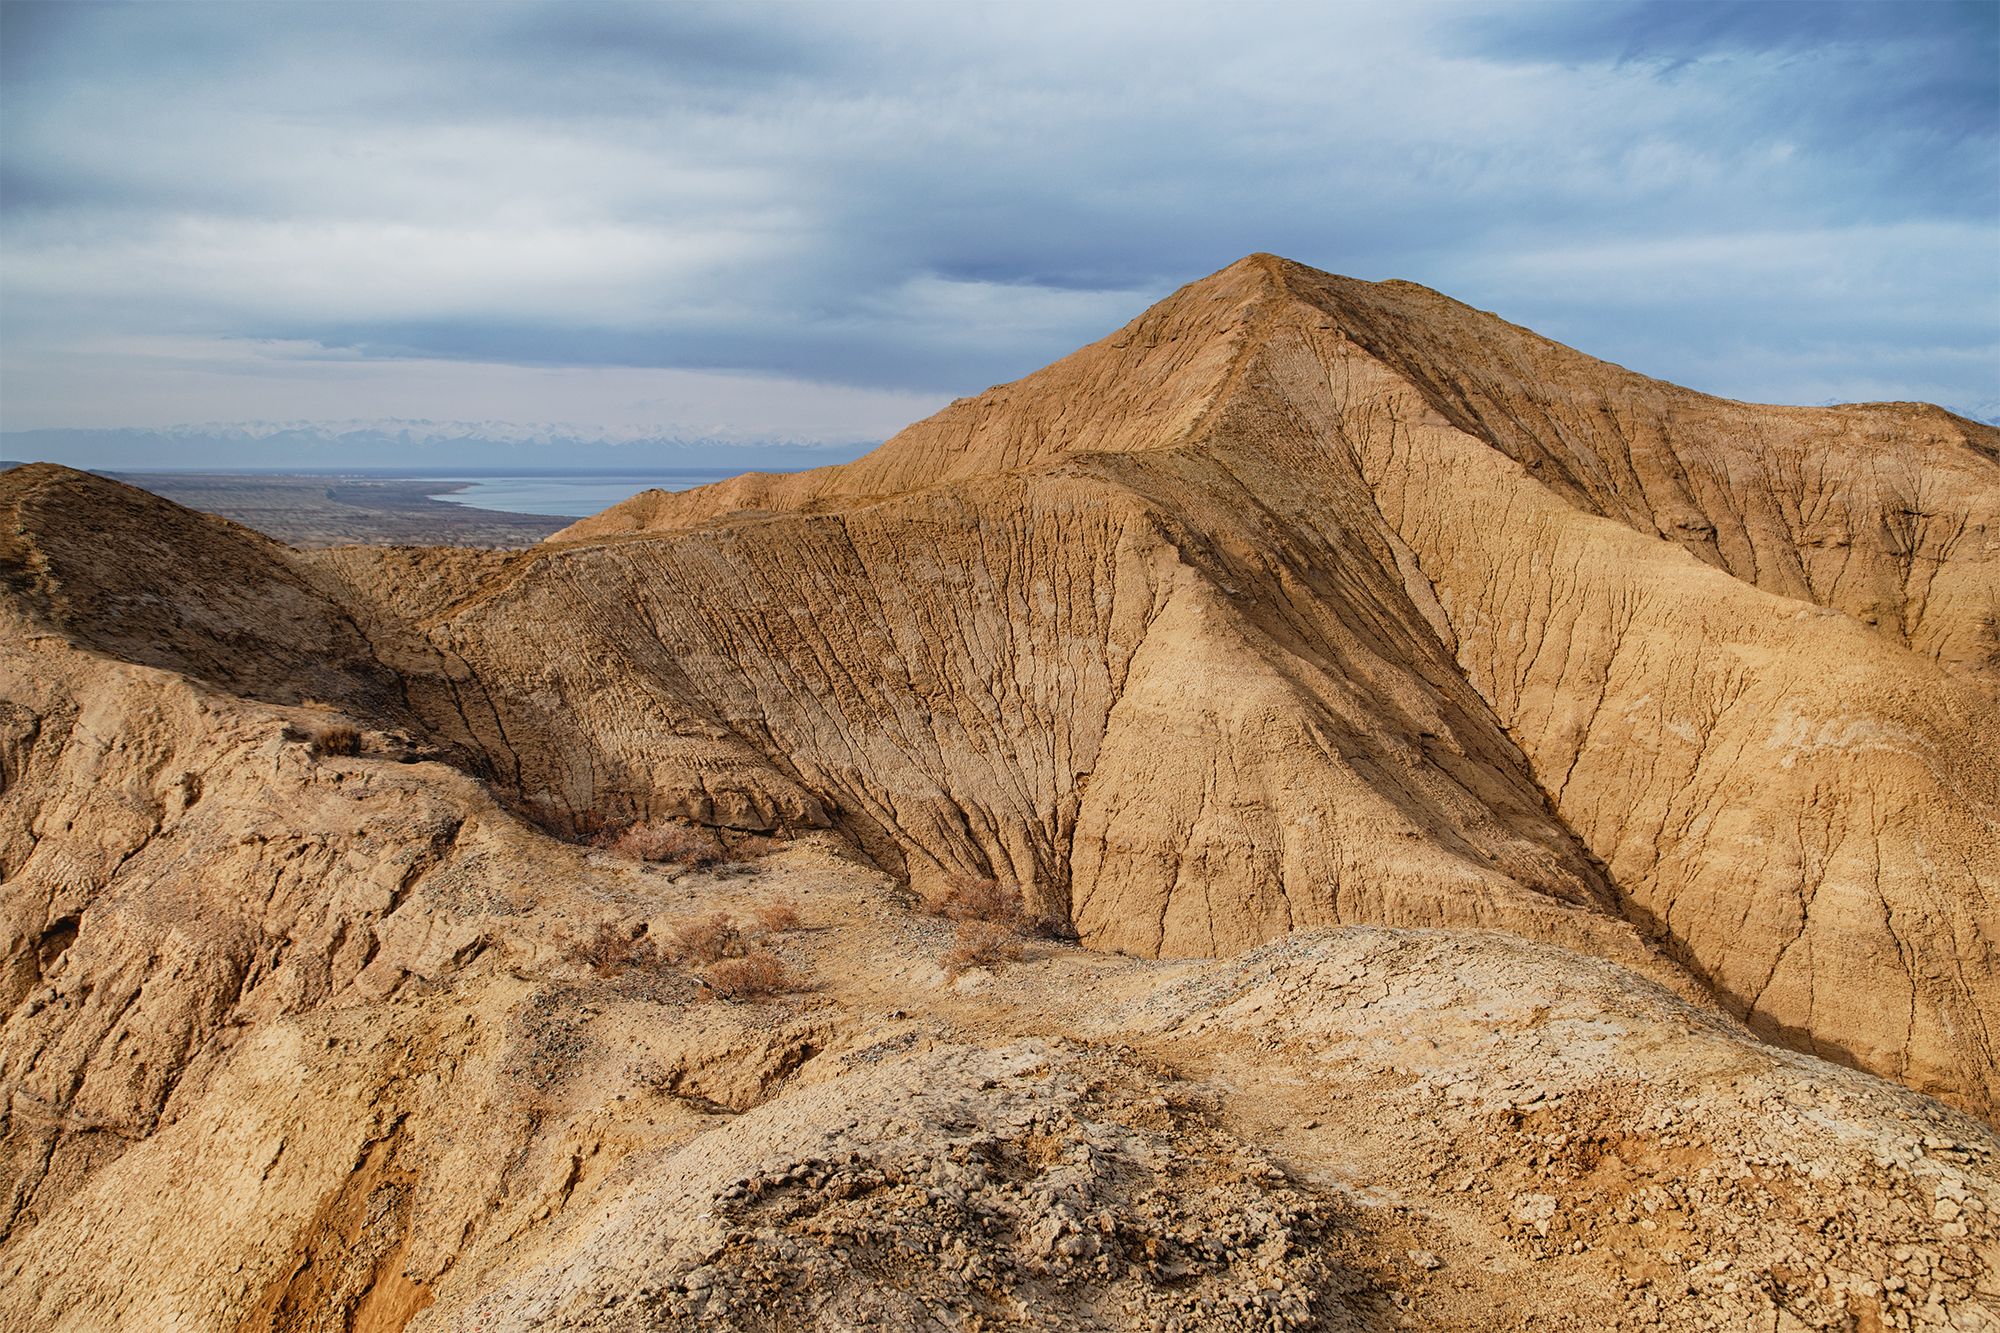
[8,257,1999,1122]
[565,257,1996,1114]
[3,253,1999,1330]
[0,619,1994,1332]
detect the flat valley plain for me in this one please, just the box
[95,471,571,546]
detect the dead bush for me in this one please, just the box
[308,723,362,757]
[668,912,744,965]
[941,918,1027,977]
[752,899,802,933]
[1025,909,1078,942]
[705,949,798,1000]
[925,875,1022,925]
[603,820,728,868]
[572,922,659,978]
[577,811,629,843]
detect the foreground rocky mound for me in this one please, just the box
[0,626,1992,1330]
[2,253,1998,1328]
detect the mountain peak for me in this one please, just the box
[559,254,1993,552]
[5,247,1998,1332]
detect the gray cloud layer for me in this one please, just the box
[3,0,1995,456]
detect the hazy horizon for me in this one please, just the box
[0,423,880,473]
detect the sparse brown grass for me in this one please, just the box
[941,918,1027,977]
[575,905,803,982]
[752,899,802,933]
[921,877,1069,972]
[572,923,660,978]
[599,820,728,868]
[667,911,745,965]
[705,949,798,1000]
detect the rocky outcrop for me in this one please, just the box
[9,257,2000,1124]
[2,252,1998,1328]
[0,670,1992,1332]
[561,257,1998,1117]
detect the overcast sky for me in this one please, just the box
[3,0,1995,461]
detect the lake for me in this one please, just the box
[423,471,745,518]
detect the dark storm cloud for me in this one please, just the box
[2,0,1995,443]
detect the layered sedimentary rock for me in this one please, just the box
[0,626,1993,1331]
[8,257,1999,1121]
[557,256,2000,1115]
[2,253,1998,1330]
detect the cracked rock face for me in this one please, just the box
[1,253,1997,1330]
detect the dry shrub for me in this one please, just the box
[577,811,629,843]
[309,724,362,757]
[752,899,802,933]
[706,949,797,1000]
[668,911,744,965]
[941,918,1027,977]
[605,820,727,868]
[573,922,660,978]
[926,875,1022,925]
[1025,909,1078,942]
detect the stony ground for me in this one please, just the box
[404,838,2000,1333]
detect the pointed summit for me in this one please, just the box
[538,255,2000,1116]
[14,258,1997,1118]
[556,254,1309,539]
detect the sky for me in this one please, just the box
[2,0,1996,468]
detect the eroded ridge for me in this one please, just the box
[3,252,1999,1331]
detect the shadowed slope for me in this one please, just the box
[1265,261,2000,687]
[1,464,401,710]
[1230,287,2000,1114]
[331,466,1642,964]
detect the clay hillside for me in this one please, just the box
[1,255,1995,1332]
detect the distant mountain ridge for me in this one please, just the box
[0,422,879,472]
